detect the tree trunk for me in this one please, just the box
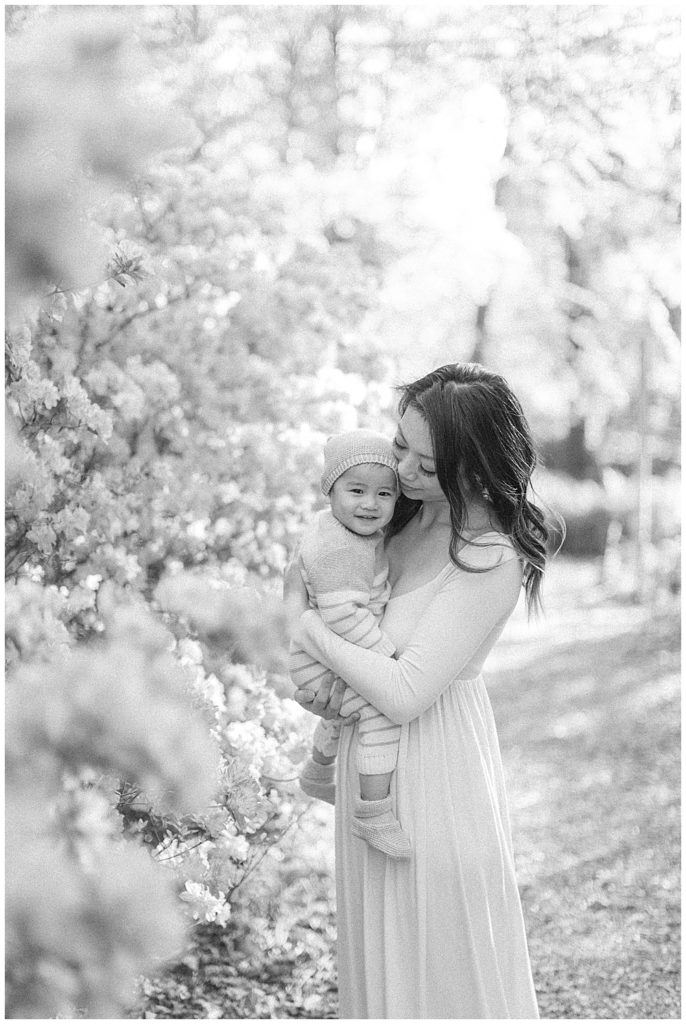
[279,33,302,164]
[324,6,344,162]
[556,227,603,482]
[470,300,490,364]
[635,330,653,602]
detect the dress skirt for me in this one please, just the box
[334,674,539,1019]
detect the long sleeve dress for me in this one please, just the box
[300,532,539,1019]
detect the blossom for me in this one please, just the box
[6,816,187,1019]
[179,881,231,925]
[155,574,289,671]
[5,579,72,666]
[6,615,222,816]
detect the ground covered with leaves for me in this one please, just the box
[495,562,680,1019]
[134,559,679,1019]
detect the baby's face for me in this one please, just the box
[329,463,398,536]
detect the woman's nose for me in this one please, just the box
[397,454,416,480]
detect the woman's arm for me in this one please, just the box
[298,548,522,726]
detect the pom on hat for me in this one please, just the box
[321,429,398,496]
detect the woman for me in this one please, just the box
[288,363,549,1019]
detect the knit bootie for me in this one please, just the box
[299,759,336,805]
[351,795,412,859]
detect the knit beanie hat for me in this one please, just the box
[321,429,398,496]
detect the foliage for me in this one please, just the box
[4,589,220,1019]
[7,831,187,1020]
[129,806,339,1019]
[537,471,612,557]
[536,465,680,564]
[5,7,184,313]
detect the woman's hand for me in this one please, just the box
[293,674,359,726]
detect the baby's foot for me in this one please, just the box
[299,759,335,805]
[351,795,411,859]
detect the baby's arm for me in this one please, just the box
[307,544,395,658]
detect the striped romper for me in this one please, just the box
[289,508,400,775]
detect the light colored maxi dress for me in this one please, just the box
[301,532,539,1019]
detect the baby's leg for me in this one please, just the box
[311,718,340,765]
[338,691,410,859]
[299,722,338,805]
[359,771,393,800]
[356,701,400,798]
[290,644,339,804]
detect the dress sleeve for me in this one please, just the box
[300,540,522,725]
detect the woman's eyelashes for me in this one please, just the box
[393,438,435,476]
[349,487,394,497]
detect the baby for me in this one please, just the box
[289,429,411,860]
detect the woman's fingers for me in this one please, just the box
[310,675,334,715]
[327,678,359,725]
[339,711,360,727]
[292,681,359,725]
[293,689,314,706]
[326,676,346,715]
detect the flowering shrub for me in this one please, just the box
[6,833,187,1020]
[5,8,184,312]
[4,589,223,1018]
[4,8,396,1018]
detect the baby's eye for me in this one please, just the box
[392,438,406,450]
[419,466,436,476]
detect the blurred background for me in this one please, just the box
[5,5,680,1020]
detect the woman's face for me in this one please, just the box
[392,406,447,504]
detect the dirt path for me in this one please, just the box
[489,560,680,1019]
[136,559,680,1019]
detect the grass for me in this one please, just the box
[136,557,680,1019]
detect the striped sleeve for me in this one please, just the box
[306,544,395,656]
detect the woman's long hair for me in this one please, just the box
[387,362,561,614]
